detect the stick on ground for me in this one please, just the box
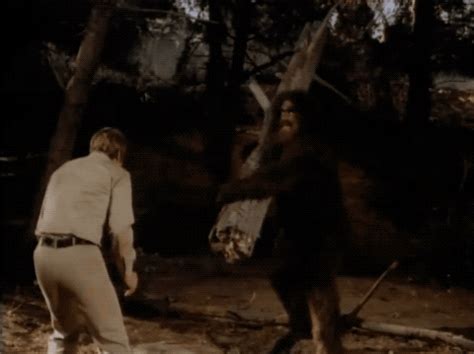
[346,260,399,320]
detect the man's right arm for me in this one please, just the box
[112,226,138,296]
[109,171,138,296]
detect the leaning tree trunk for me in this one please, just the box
[29,0,115,238]
[209,2,341,263]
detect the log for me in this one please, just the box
[357,320,474,351]
[341,261,474,351]
[209,2,342,263]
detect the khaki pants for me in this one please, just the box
[34,243,131,354]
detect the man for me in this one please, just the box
[218,90,349,354]
[34,127,138,353]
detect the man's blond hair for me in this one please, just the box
[90,127,128,162]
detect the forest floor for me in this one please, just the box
[2,254,474,354]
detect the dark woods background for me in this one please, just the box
[1,0,473,287]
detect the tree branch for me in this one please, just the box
[247,78,271,111]
[314,75,352,105]
[115,3,219,24]
[243,51,294,80]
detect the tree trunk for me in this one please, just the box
[29,1,114,238]
[228,0,251,91]
[219,0,253,180]
[204,0,254,182]
[405,0,434,130]
[204,0,229,181]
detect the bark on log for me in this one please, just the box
[357,320,474,351]
[29,1,114,237]
[209,2,341,263]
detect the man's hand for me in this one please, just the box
[123,271,138,297]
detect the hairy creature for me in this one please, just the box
[218,90,350,354]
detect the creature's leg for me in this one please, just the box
[271,266,312,335]
[269,266,312,354]
[307,278,343,354]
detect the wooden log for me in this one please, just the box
[341,261,474,352]
[209,2,342,263]
[357,320,474,351]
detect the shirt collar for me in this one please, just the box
[89,151,113,162]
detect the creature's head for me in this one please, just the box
[271,90,320,146]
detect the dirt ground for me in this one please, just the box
[2,255,474,353]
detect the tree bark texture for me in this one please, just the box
[405,0,434,130]
[228,0,252,91]
[204,0,230,180]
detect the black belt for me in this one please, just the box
[39,234,96,248]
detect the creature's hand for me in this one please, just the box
[216,183,232,206]
[124,271,138,297]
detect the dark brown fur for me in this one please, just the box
[218,92,349,353]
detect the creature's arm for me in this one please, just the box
[217,156,308,205]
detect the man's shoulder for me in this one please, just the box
[103,159,130,183]
[53,156,86,174]
[87,152,128,173]
[58,154,128,177]
[59,154,103,172]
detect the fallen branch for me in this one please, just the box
[338,260,474,351]
[357,320,474,351]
